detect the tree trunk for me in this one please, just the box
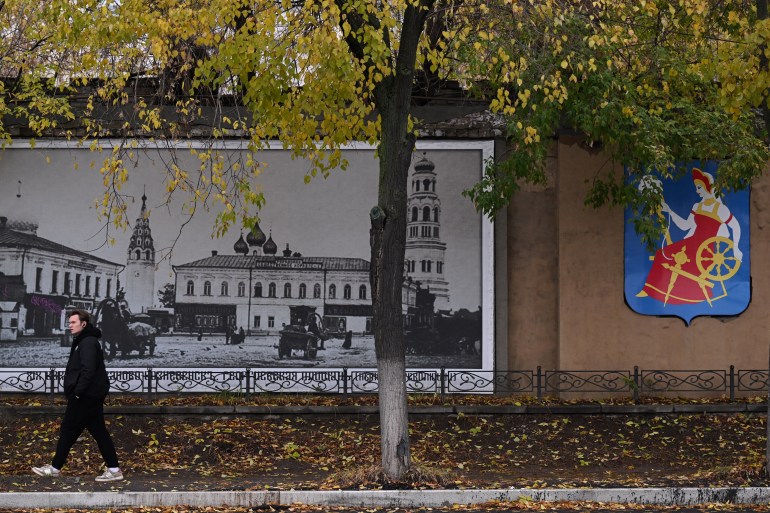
[369,126,414,479]
[369,4,427,481]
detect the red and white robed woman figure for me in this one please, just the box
[637,168,742,305]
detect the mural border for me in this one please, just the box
[0,138,495,386]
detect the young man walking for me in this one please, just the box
[32,309,123,482]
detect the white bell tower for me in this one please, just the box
[405,154,450,310]
[124,193,156,313]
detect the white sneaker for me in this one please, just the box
[32,464,60,477]
[95,468,123,482]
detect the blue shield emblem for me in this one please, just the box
[624,162,751,325]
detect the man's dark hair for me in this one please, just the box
[68,309,91,324]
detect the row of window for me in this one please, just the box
[405,260,444,274]
[130,248,155,261]
[191,315,331,330]
[408,225,440,238]
[253,315,275,328]
[412,178,436,193]
[185,280,368,300]
[410,206,440,223]
[196,315,225,327]
[35,267,113,298]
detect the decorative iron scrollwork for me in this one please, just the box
[0,370,49,393]
[545,371,631,393]
[447,371,533,393]
[250,370,342,393]
[737,370,769,392]
[153,370,245,393]
[0,367,762,397]
[640,370,726,392]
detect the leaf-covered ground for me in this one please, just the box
[2,506,770,513]
[0,394,767,493]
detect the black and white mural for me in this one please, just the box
[0,140,494,372]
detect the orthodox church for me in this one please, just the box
[172,219,395,334]
[171,155,451,334]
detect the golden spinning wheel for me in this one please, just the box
[695,236,741,282]
[660,236,740,306]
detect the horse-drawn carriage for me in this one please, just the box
[92,296,156,358]
[277,307,329,360]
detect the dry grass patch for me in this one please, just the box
[328,464,456,489]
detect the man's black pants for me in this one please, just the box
[52,397,119,469]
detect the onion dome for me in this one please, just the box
[263,233,277,255]
[233,233,249,255]
[246,220,267,246]
[413,153,436,175]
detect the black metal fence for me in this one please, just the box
[0,366,767,398]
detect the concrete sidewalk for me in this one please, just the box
[1,486,770,508]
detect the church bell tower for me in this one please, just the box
[124,193,156,313]
[405,154,450,310]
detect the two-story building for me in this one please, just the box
[0,216,123,338]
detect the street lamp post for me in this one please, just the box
[61,280,75,347]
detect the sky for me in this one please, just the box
[0,142,489,312]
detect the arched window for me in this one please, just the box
[284,282,292,298]
[220,281,228,296]
[299,283,307,298]
[313,283,321,298]
[344,284,352,299]
[415,180,420,192]
[145,249,152,260]
[268,282,276,298]
[237,282,245,297]
[328,284,336,299]
[203,281,212,296]
[134,249,142,260]
[186,280,195,295]
[411,207,419,222]
[423,206,431,221]
[423,179,431,191]
[254,282,263,297]
[433,207,439,222]
[359,284,367,300]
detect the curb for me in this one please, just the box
[1,487,770,508]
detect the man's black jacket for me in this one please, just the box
[63,324,110,400]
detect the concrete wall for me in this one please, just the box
[506,144,559,372]
[507,136,770,374]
